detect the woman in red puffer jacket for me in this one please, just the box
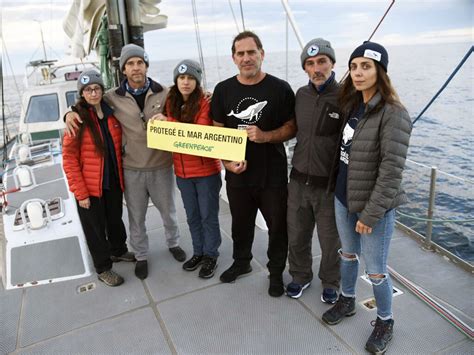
[63,69,134,287]
[153,60,222,279]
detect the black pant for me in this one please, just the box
[77,180,128,273]
[226,185,288,275]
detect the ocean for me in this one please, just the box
[2,42,473,262]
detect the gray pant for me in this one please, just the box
[124,166,180,261]
[287,178,340,289]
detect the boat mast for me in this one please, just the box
[105,0,144,87]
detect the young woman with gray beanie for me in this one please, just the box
[322,42,412,354]
[153,59,222,278]
[63,69,135,287]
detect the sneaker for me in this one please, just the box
[321,288,338,304]
[199,256,218,278]
[110,251,136,262]
[285,281,311,299]
[219,263,252,283]
[183,255,204,271]
[169,246,187,262]
[135,260,148,280]
[365,318,394,354]
[268,274,284,297]
[322,295,356,325]
[97,270,124,287]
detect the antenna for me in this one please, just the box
[35,20,48,61]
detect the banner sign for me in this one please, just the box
[147,120,247,161]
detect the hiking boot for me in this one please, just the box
[321,288,338,304]
[135,260,148,280]
[285,281,311,299]
[199,256,218,279]
[322,295,356,325]
[183,255,204,271]
[169,246,187,262]
[110,251,136,262]
[219,263,252,283]
[365,318,394,354]
[97,270,124,287]
[268,274,284,297]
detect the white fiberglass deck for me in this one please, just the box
[0,195,472,354]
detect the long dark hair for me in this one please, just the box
[74,96,105,156]
[166,84,203,123]
[339,62,402,115]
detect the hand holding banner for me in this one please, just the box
[147,120,247,161]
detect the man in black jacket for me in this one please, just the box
[286,38,342,303]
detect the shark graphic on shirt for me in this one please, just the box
[227,101,268,122]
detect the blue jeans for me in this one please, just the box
[176,173,222,257]
[334,197,395,320]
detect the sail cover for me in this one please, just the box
[63,0,168,58]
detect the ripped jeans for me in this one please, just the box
[334,197,395,320]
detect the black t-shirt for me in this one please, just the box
[211,74,295,188]
[335,104,365,207]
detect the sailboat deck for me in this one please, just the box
[1,195,472,354]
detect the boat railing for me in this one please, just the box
[397,159,473,271]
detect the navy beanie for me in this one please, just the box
[349,41,389,72]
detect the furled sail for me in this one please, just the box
[62,0,168,59]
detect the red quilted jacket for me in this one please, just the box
[168,98,221,179]
[62,105,124,201]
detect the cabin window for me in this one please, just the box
[66,91,78,107]
[24,94,59,123]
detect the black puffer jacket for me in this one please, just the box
[344,92,412,227]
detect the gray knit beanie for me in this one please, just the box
[77,69,104,95]
[300,38,336,68]
[119,44,149,71]
[173,59,202,85]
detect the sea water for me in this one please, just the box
[2,42,473,262]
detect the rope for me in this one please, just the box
[413,46,473,125]
[228,0,241,33]
[211,0,221,83]
[396,210,474,224]
[388,266,473,339]
[239,0,246,31]
[191,0,207,91]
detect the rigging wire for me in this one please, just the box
[413,46,473,125]
[238,0,245,31]
[191,0,207,91]
[339,0,395,83]
[228,0,241,33]
[211,0,221,84]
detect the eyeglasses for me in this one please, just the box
[83,86,103,94]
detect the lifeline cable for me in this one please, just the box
[388,265,473,339]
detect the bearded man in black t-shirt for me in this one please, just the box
[211,31,296,297]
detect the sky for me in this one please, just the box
[0,0,472,76]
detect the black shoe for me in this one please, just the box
[110,251,136,262]
[268,274,284,297]
[219,263,252,283]
[365,318,394,354]
[322,295,356,325]
[199,256,218,279]
[169,246,187,262]
[183,255,204,271]
[135,260,148,280]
